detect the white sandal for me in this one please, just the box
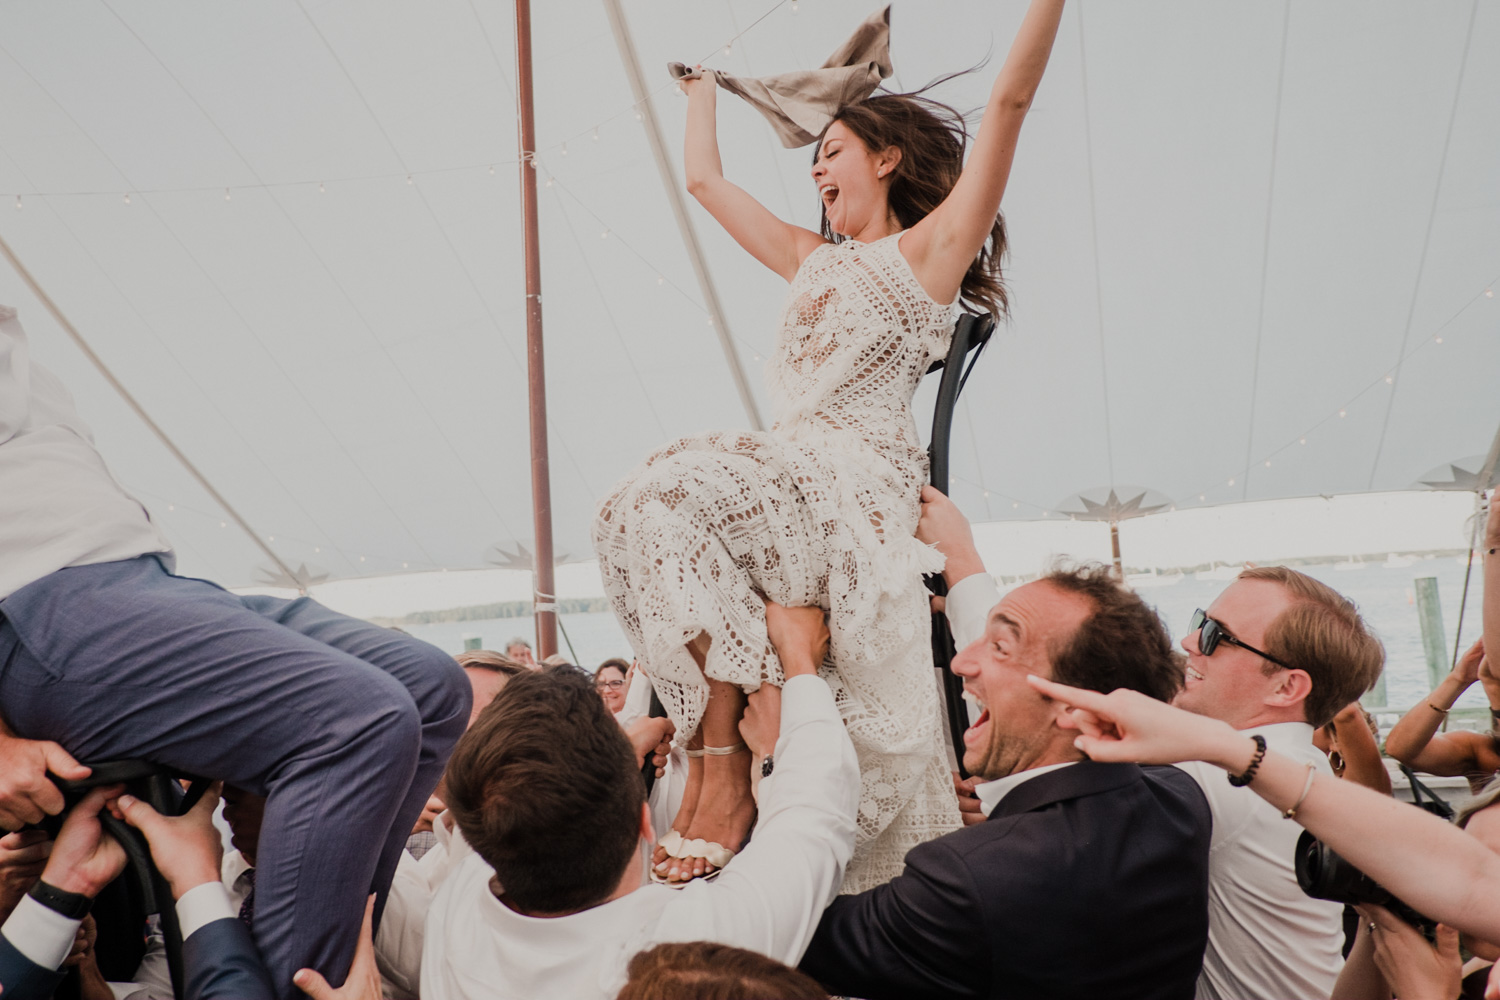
[649,743,749,888]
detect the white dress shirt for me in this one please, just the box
[419,673,861,1000]
[0,305,173,600]
[944,572,1344,1000]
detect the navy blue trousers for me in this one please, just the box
[0,556,470,999]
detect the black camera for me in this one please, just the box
[1293,831,1436,936]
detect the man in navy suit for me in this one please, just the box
[0,786,273,1000]
[799,559,1213,1000]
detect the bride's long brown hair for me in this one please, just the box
[817,87,1009,320]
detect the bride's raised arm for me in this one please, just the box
[682,70,827,282]
[904,0,1065,306]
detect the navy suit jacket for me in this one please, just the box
[0,915,273,1000]
[799,761,1213,1000]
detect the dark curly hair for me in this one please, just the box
[818,87,1009,319]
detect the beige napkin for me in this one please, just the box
[668,6,892,148]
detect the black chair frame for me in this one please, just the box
[45,760,212,1000]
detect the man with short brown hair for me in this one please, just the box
[915,486,1386,1000]
[798,555,1212,999]
[418,605,861,1000]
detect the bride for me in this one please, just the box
[593,0,1064,892]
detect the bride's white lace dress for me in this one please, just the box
[592,232,961,891]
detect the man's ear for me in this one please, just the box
[1266,668,1314,714]
[640,801,654,845]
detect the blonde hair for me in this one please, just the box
[454,650,526,676]
[1236,566,1385,728]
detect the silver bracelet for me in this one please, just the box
[1282,762,1318,820]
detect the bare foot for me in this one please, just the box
[664,747,756,883]
[653,744,703,875]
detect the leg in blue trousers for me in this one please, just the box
[0,556,470,999]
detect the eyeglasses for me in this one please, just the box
[595,679,625,691]
[1188,609,1292,670]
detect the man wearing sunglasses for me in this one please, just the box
[915,487,1384,1000]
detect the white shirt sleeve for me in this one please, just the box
[176,881,236,939]
[945,572,1001,649]
[654,674,861,966]
[1,893,81,971]
[376,847,430,997]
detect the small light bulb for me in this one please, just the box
[124,194,131,205]
[545,177,554,188]
[168,504,175,511]
[634,110,643,121]
[561,143,568,156]
[1198,494,1206,501]
[225,188,232,201]
[753,353,762,361]
[402,562,409,569]
[406,174,413,185]
[1487,289,1495,298]
[600,229,609,239]
[314,546,321,553]
[318,182,326,193]
[707,317,715,327]
[724,44,733,56]
[656,275,664,285]
[268,535,275,541]
[1264,460,1271,468]
[1435,336,1444,344]
[360,555,366,562]
[1012,501,1019,509]
[791,0,799,11]
[489,165,495,175]
[592,128,600,141]
[1299,437,1307,445]
[14,196,20,210]
[1228,478,1236,486]
[1339,408,1347,418]
[219,521,227,528]
[1384,375,1393,384]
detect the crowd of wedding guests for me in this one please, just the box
[2,491,1497,1000]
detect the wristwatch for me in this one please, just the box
[28,879,92,919]
[760,754,775,778]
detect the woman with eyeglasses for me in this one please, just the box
[595,658,631,718]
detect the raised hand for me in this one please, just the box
[0,829,52,919]
[294,896,381,1000]
[0,730,90,830]
[41,786,127,899]
[1025,675,1243,768]
[741,683,782,761]
[1454,637,1486,687]
[763,601,829,678]
[113,783,224,900]
[1358,904,1461,1000]
[915,485,985,586]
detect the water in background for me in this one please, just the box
[404,554,1488,713]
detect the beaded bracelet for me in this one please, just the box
[1228,734,1267,787]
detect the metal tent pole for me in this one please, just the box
[514,0,558,657]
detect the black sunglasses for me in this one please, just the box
[1188,609,1292,670]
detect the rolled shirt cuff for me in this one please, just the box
[176,881,236,940]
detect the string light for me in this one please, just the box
[545,177,554,188]
[791,0,799,11]
[723,44,733,56]
[1384,375,1393,384]
[1012,501,1020,509]
[1228,478,1235,486]
[318,182,325,193]
[592,128,600,141]
[1436,336,1444,344]
[1263,460,1271,468]
[560,143,568,156]
[406,174,413,185]
[1198,494,1206,501]
[1338,408,1347,418]
[268,535,275,541]
[224,188,231,201]
[656,275,664,285]
[314,546,321,553]
[488,165,495,175]
[600,229,609,239]
[634,110,643,121]
[167,504,175,511]
[359,555,366,562]
[219,520,227,528]
[1487,289,1495,298]
[123,194,131,205]
[1299,437,1307,445]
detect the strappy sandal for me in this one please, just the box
[649,742,749,888]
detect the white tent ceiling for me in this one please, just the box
[1,0,1496,589]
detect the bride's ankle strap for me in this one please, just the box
[699,742,749,756]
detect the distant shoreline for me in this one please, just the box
[373,547,1478,626]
